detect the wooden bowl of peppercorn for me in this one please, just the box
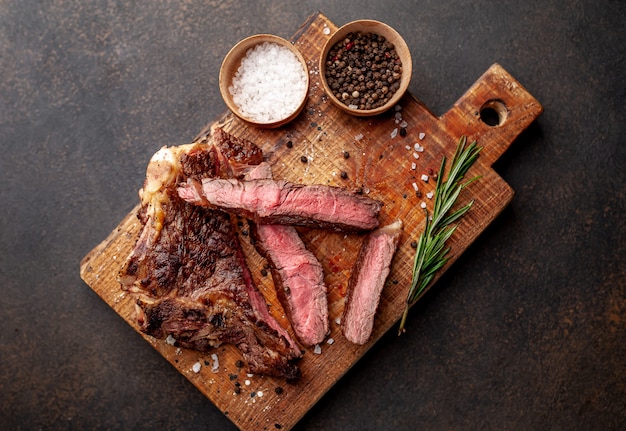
[319,20,412,116]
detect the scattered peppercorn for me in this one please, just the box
[300,155,308,163]
[261,269,268,277]
[399,127,407,137]
[274,424,283,429]
[410,240,418,249]
[343,151,350,159]
[235,360,244,368]
[286,140,293,148]
[340,171,348,179]
[325,31,402,110]
[275,386,284,395]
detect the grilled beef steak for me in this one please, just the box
[246,163,329,347]
[118,128,302,381]
[177,177,382,232]
[341,220,403,345]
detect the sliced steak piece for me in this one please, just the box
[177,177,382,232]
[246,163,329,347]
[118,128,302,381]
[341,220,403,345]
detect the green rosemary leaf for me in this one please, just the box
[398,136,482,335]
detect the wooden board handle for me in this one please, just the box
[440,63,543,166]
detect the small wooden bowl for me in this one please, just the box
[219,34,309,128]
[319,20,412,116]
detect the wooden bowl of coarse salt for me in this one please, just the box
[219,34,310,129]
[319,20,412,116]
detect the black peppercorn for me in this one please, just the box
[325,31,402,110]
[300,155,308,163]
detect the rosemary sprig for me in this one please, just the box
[398,136,482,335]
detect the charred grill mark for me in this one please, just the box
[118,128,303,381]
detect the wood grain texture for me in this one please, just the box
[80,12,542,431]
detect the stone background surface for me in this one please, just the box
[1,1,624,430]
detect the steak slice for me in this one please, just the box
[118,128,302,381]
[341,220,403,345]
[177,177,382,232]
[247,163,329,347]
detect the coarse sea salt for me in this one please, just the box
[229,42,307,123]
[210,353,219,373]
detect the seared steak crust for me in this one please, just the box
[119,128,302,381]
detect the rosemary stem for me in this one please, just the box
[398,136,481,335]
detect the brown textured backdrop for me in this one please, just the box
[1,1,624,430]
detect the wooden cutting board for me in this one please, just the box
[80,12,542,431]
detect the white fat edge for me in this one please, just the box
[140,146,183,236]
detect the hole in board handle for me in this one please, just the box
[479,99,508,127]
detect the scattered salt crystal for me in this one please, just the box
[421,174,429,182]
[327,338,335,345]
[399,120,408,128]
[420,202,427,209]
[411,162,416,170]
[390,128,398,138]
[211,353,219,373]
[244,380,251,386]
[426,192,434,199]
[323,26,330,35]
[405,145,411,151]
[247,373,254,378]
[412,182,419,192]
[394,112,403,120]
[258,391,264,397]
[192,361,202,373]
[229,42,307,123]
[419,132,426,140]
[394,104,402,111]
[313,344,322,354]
[165,335,176,345]
[413,152,419,159]
[335,317,341,325]
[354,133,364,141]
[414,143,424,152]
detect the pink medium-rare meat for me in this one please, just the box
[118,128,302,381]
[177,177,382,232]
[341,220,403,345]
[246,163,329,347]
